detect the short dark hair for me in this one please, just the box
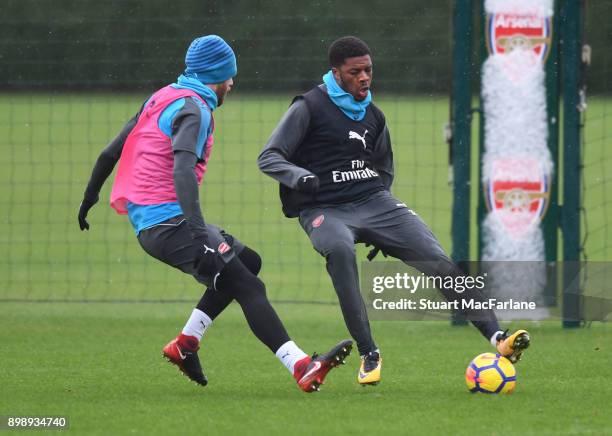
[328,36,371,68]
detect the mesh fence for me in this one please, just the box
[583,0,612,262]
[0,2,453,302]
[1,1,609,304]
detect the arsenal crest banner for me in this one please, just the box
[481,0,554,317]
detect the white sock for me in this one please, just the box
[275,341,308,375]
[181,309,213,342]
[490,330,504,347]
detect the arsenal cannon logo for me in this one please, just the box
[486,12,552,63]
[485,158,551,238]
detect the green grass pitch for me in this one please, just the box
[0,93,611,434]
[1,303,610,434]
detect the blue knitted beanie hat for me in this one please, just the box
[185,35,237,84]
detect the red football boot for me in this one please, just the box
[162,334,208,386]
[293,339,352,392]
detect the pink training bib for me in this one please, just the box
[110,85,214,214]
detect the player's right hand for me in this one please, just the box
[297,174,320,193]
[78,196,98,231]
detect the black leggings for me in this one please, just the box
[201,250,291,353]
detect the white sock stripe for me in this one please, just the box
[490,330,504,348]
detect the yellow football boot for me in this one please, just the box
[496,329,530,363]
[358,351,382,385]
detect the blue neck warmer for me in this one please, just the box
[322,70,371,121]
[173,73,219,111]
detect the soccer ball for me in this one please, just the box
[465,353,516,394]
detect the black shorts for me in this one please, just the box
[137,215,244,288]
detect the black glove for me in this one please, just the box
[78,196,98,231]
[366,244,388,261]
[296,175,320,193]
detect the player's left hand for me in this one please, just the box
[366,244,388,261]
[78,196,98,231]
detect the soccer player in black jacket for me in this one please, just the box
[259,36,530,385]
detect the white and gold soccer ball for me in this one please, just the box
[465,353,516,394]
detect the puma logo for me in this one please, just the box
[349,129,368,149]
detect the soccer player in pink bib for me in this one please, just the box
[78,35,351,392]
